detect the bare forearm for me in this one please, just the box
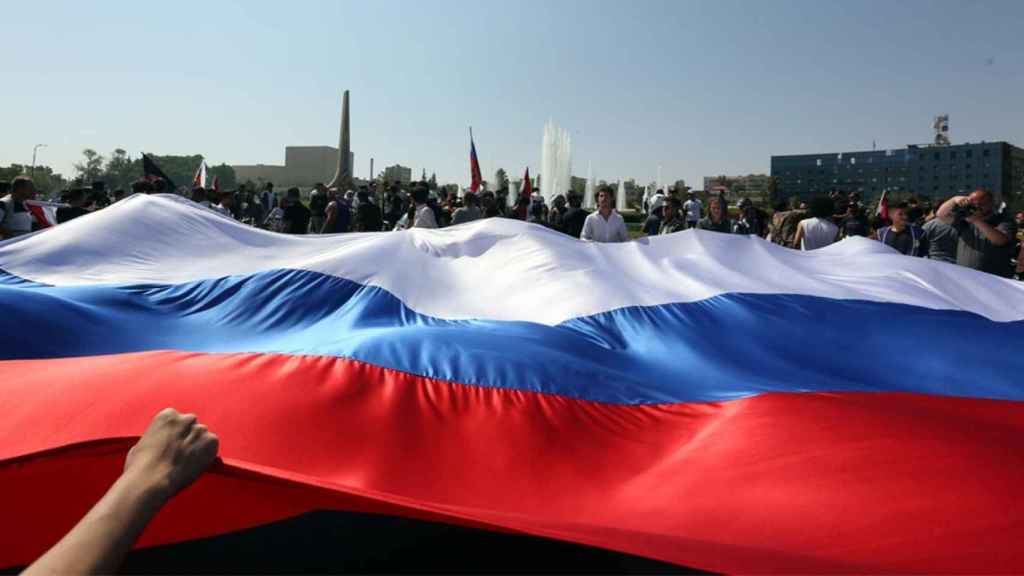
[972,220,1010,245]
[936,196,962,223]
[24,472,166,575]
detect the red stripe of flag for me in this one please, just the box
[470,133,483,193]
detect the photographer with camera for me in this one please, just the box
[936,189,1017,277]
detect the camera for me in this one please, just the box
[951,202,976,219]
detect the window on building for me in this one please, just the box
[950,151,957,159]
[850,157,856,165]
[934,152,941,161]
[966,150,973,159]
[816,159,822,167]
[983,149,990,157]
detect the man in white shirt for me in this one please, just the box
[1,176,37,238]
[683,191,703,229]
[581,187,629,243]
[793,196,839,250]
[411,185,437,229]
[211,191,236,219]
[259,183,275,215]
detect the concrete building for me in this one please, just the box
[233,146,354,189]
[771,141,1024,201]
[382,164,412,185]
[701,174,773,204]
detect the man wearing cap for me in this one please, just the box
[308,183,328,234]
[642,195,664,236]
[733,198,766,237]
[660,197,687,235]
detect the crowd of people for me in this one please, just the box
[2,174,1022,279]
[768,189,1022,279]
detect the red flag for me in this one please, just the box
[211,175,221,195]
[514,167,530,220]
[469,130,482,193]
[25,199,63,228]
[876,190,889,221]
[193,160,208,189]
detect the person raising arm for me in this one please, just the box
[936,189,1017,277]
[937,191,1011,246]
[23,409,219,576]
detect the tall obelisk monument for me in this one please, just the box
[327,90,351,189]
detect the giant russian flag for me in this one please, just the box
[1,194,1023,572]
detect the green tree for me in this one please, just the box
[103,149,137,191]
[0,164,25,183]
[123,155,235,192]
[767,176,781,205]
[74,149,105,183]
[207,163,238,190]
[570,175,586,195]
[0,164,68,199]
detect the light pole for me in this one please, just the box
[31,144,47,177]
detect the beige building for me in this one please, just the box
[233,146,355,189]
[382,164,412,185]
[702,174,773,204]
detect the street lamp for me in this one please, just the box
[31,144,47,177]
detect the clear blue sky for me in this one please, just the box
[5,0,1024,189]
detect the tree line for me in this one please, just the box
[1,149,237,197]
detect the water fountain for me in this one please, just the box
[541,121,572,204]
[616,180,628,212]
[583,161,595,209]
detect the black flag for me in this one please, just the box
[142,153,176,189]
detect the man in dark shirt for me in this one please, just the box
[281,187,311,235]
[354,189,383,231]
[322,188,351,233]
[937,189,1017,277]
[56,188,92,223]
[659,197,687,235]
[921,200,958,263]
[875,202,927,257]
[732,198,767,237]
[559,194,588,238]
[839,203,869,238]
[642,200,663,236]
